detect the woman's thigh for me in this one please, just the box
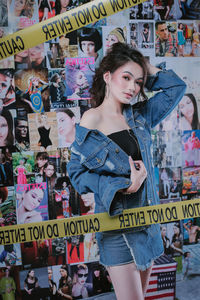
[107,262,144,300]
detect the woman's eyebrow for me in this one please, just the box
[123,71,143,80]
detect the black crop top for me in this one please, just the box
[108,129,142,160]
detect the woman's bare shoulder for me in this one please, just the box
[80,108,101,129]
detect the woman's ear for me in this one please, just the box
[103,71,111,84]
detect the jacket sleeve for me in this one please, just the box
[67,147,132,217]
[144,68,187,128]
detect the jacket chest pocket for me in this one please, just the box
[82,148,109,170]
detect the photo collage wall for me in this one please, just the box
[0,0,200,299]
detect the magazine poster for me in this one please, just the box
[102,25,130,55]
[20,239,54,269]
[182,243,200,278]
[182,130,200,168]
[0,0,8,27]
[67,235,84,264]
[129,1,154,20]
[106,9,129,26]
[0,28,14,69]
[65,57,95,101]
[12,151,35,185]
[137,21,154,57]
[28,111,58,151]
[0,243,22,267]
[0,70,16,110]
[0,146,14,186]
[56,106,80,148]
[16,182,49,224]
[38,0,55,22]
[77,27,103,68]
[80,192,95,216]
[155,21,178,57]
[183,217,200,245]
[0,186,16,226]
[59,31,78,65]
[51,237,67,265]
[14,113,30,152]
[14,68,50,113]
[8,0,39,30]
[159,167,182,199]
[177,21,200,57]
[84,233,99,263]
[129,21,139,49]
[48,68,67,108]
[182,166,200,195]
[19,267,49,297]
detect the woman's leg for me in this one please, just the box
[107,262,144,300]
[140,265,153,295]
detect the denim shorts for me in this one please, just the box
[95,224,164,271]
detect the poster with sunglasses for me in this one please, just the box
[16,182,49,224]
[65,57,95,101]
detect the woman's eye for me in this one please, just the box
[123,76,129,81]
[136,81,143,86]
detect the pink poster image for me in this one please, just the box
[65,57,95,101]
[16,182,49,224]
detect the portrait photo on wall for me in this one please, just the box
[16,182,49,224]
[67,235,84,264]
[129,1,154,20]
[182,243,200,279]
[0,69,16,110]
[177,21,200,57]
[8,0,39,30]
[0,186,16,227]
[102,25,129,55]
[129,22,139,49]
[56,106,80,148]
[28,111,58,151]
[183,217,200,245]
[159,167,182,199]
[137,21,154,56]
[155,21,178,57]
[14,68,50,113]
[0,28,15,69]
[78,27,103,68]
[48,68,67,108]
[84,233,99,263]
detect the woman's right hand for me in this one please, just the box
[125,157,147,194]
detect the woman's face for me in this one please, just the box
[48,269,53,280]
[104,61,143,105]
[19,159,25,165]
[179,96,194,122]
[29,270,35,277]
[41,114,47,122]
[77,269,88,285]
[57,112,75,137]
[60,0,70,8]
[106,34,119,49]
[37,157,48,168]
[60,268,67,278]
[0,116,8,146]
[81,193,94,208]
[81,41,96,57]
[44,164,55,178]
[161,227,167,237]
[15,50,29,59]
[29,45,44,62]
[173,225,179,235]
[23,188,44,211]
[75,71,88,87]
[14,0,26,12]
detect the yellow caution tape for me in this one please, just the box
[0,0,147,60]
[1,199,200,245]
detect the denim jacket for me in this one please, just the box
[67,69,186,220]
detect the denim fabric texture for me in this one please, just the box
[67,69,186,269]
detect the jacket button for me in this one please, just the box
[115,148,119,153]
[94,131,98,135]
[126,181,130,185]
[96,158,101,163]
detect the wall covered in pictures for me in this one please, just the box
[0,0,200,299]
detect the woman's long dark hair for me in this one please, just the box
[90,42,148,107]
[182,93,199,130]
[1,110,14,146]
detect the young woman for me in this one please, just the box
[24,269,39,300]
[177,23,185,57]
[36,113,52,151]
[57,265,73,300]
[0,110,14,147]
[17,187,44,224]
[0,267,16,300]
[57,109,76,148]
[105,27,126,51]
[14,158,28,184]
[178,93,200,130]
[67,42,186,300]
